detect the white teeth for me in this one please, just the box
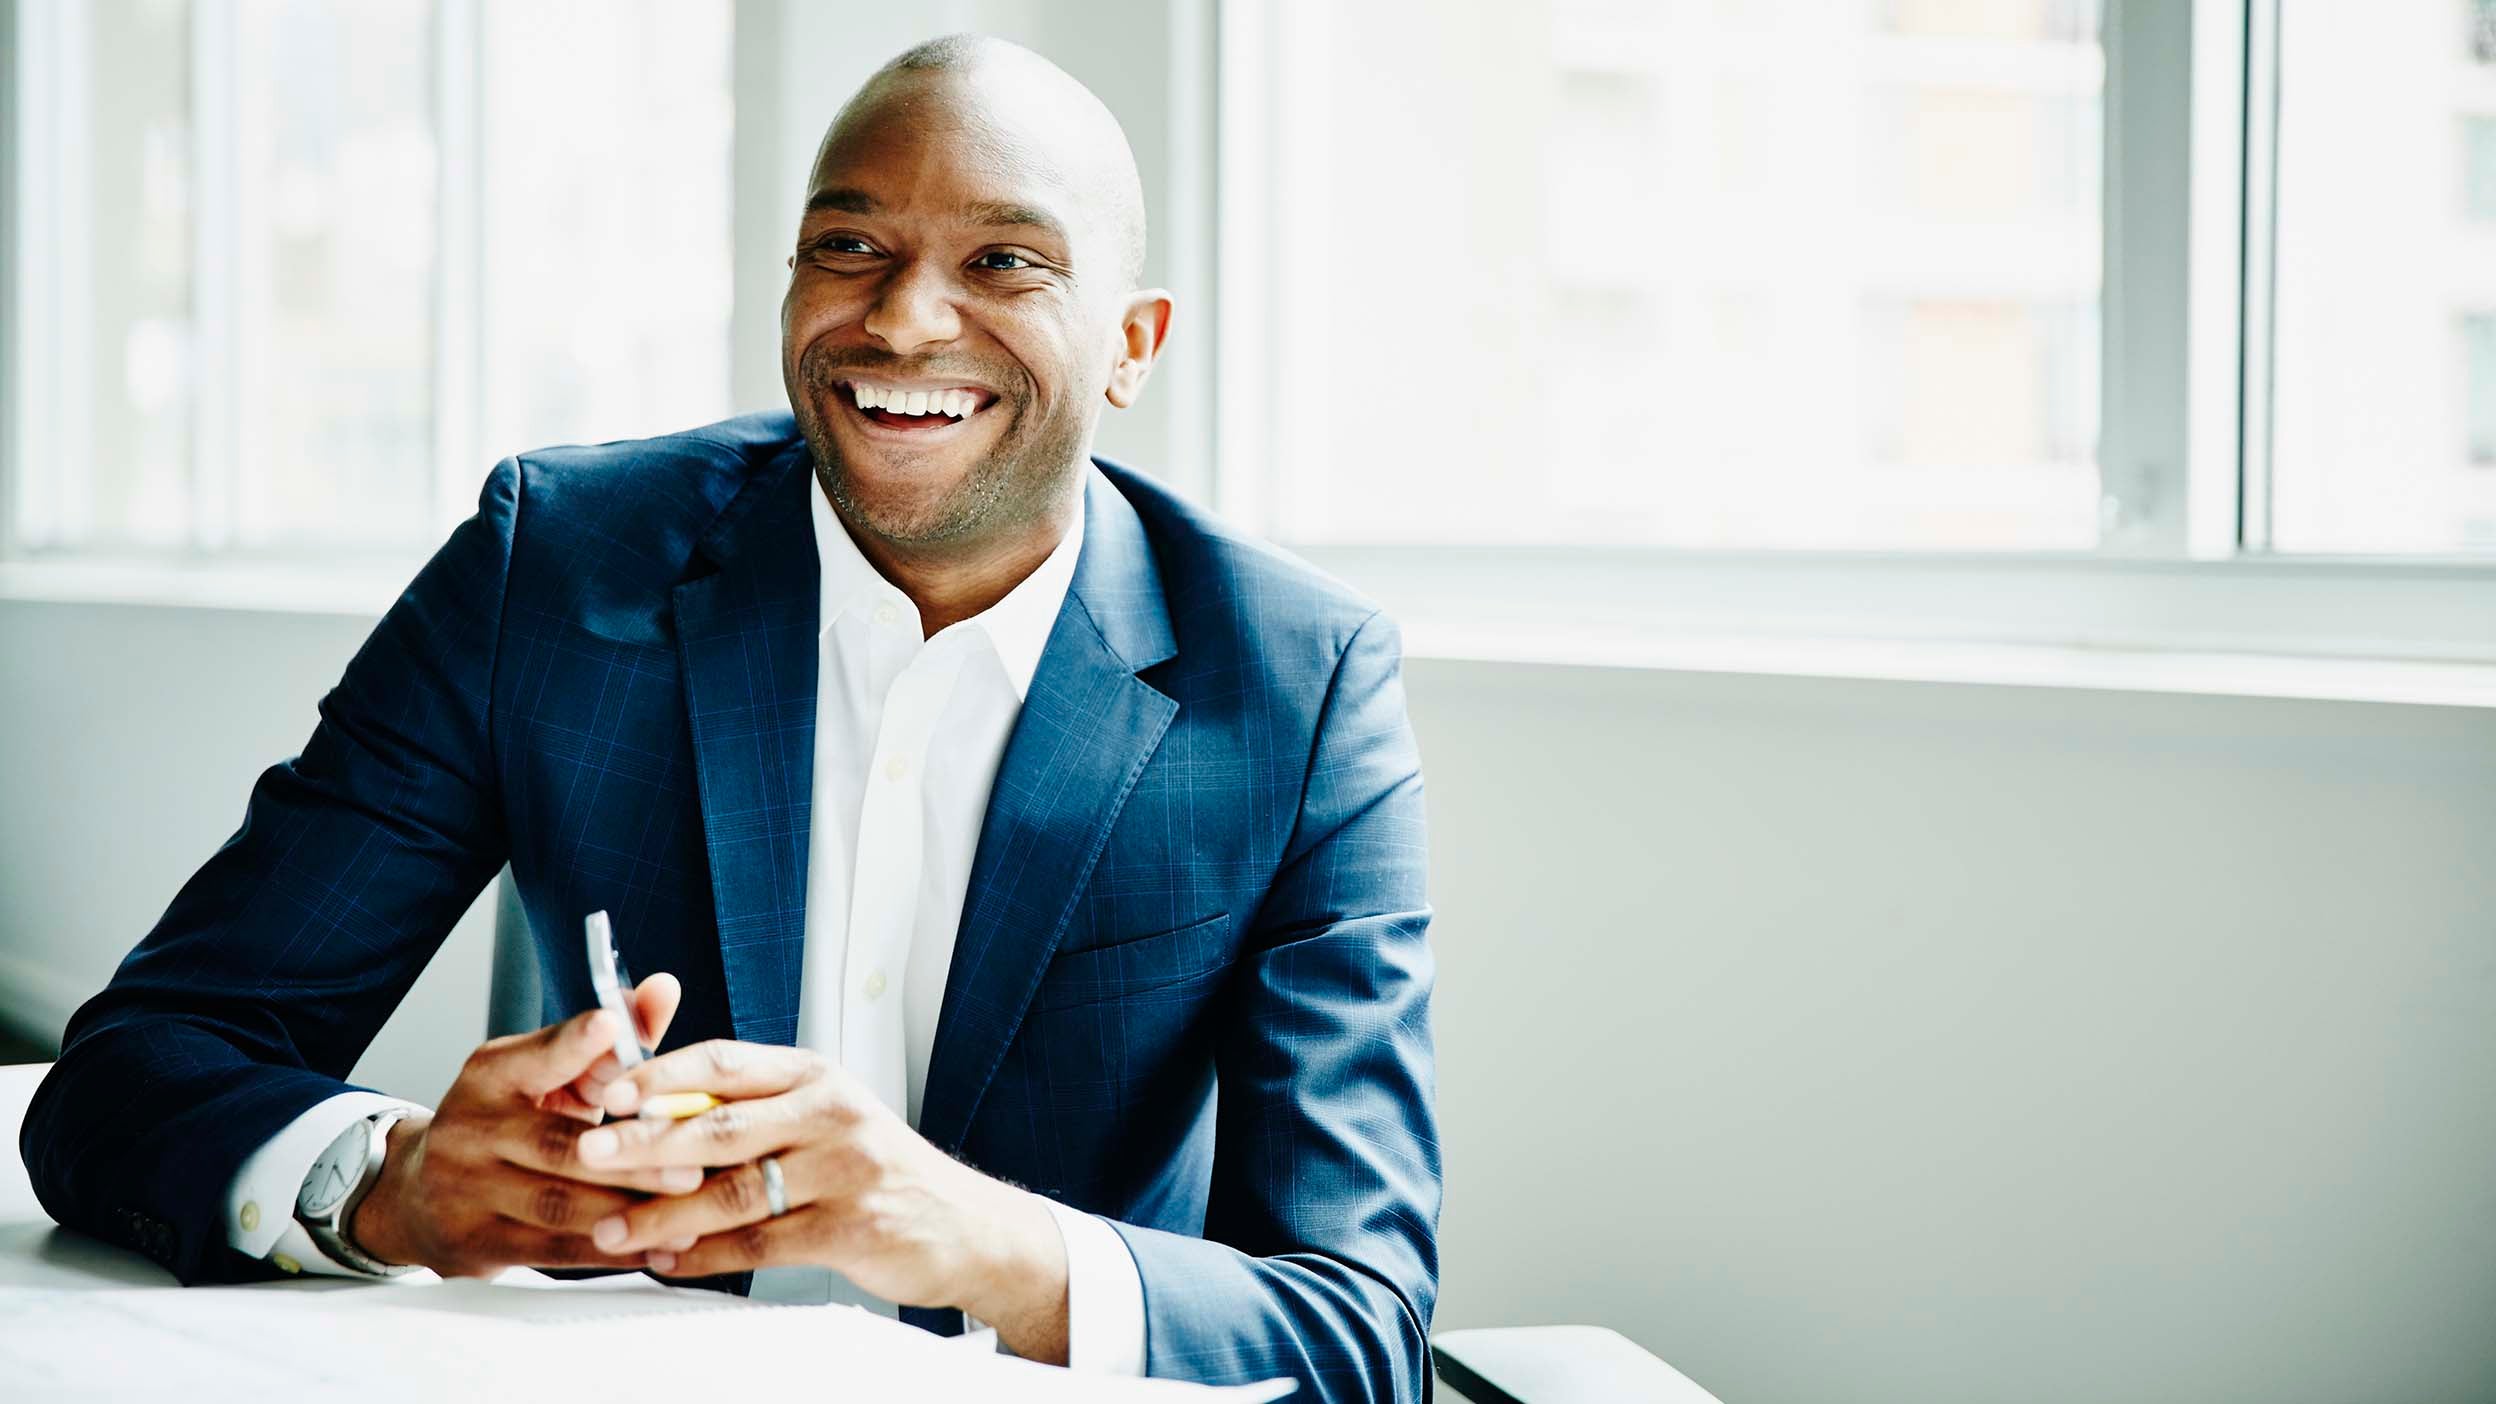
[852,383,980,419]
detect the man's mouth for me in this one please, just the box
[835,378,1003,435]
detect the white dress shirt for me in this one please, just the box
[225,470,1146,1374]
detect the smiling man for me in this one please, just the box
[22,33,1440,1404]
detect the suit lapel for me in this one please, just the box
[918,468,1179,1152]
[673,442,818,1047]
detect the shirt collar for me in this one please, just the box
[809,468,1086,704]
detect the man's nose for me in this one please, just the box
[861,258,961,355]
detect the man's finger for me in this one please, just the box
[475,1219,664,1274]
[591,1160,780,1254]
[469,1009,619,1100]
[599,1038,814,1115]
[496,1108,707,1193]
[536,1083,606,1124]
[576,1091,803,1170]
[484,1167,644,1236]
[554,1052,627,1123]
[562,972,686,1112]
[631,972,683,1050]
[601,1165,705,1196]
[648,1207,808,1279]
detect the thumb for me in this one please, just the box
[476,1007,620,1100]
[631,972,683,1052]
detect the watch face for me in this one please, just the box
[296,1121,368,1219]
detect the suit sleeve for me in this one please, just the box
[1109,609,1443,1404]
[17,460,523,1284]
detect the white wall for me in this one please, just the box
[5,594,2493,1401]
[1407,658,2496,1403]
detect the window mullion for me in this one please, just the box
[24,0,92,550]
[432,0,483,530]
[2236,0,2282,555]
[1160,0,1218,506]
[2184,0,2248,560]
[1211,0,1278,535]
[2098,0,2198,556]
[3,0,64,552]
[190,0,241,552]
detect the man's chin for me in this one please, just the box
[834,480,984,545]
[819,445,1000,546]
[799,412,960,525]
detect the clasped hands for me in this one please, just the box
[351,975,1069,1360]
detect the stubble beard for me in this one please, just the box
[792,343,1092,550]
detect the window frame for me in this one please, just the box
[1212,0,2496,668]
[0,0,20,565]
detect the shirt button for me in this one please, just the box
[884,754,908,782]
[874,602,900,627]
[239,1201,260,1233]
[271,1252,301,1275]
[862,970,888,1000]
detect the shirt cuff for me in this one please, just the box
[1042,1199,1148,1375]
[225,1091,425,1276]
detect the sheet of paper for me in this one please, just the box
[0,1278,1296,1402]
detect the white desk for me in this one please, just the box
[0,1062,1288,1401]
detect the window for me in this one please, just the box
[2268,0,2496,552]
[6,0,733,558]
[1222,0,2496,562]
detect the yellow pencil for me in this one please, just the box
[637,1092,722,1120]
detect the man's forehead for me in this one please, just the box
[805,55,1145,284]
[815,73,1087,193]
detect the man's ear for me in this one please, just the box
[1104,290,1175,409]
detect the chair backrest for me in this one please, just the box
[486,869,543,1040]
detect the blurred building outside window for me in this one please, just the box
[1234,0,2107,552]
[2269,0,2496,552]
[6,0,733,558]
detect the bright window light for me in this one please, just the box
[2268,0,2496,553]
[7,0,733,557]
[1233,0,2106,550]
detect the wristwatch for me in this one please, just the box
[295,1109,418,1277]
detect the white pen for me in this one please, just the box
[583,910,721,1119]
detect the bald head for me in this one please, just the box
[815,34,1148,290]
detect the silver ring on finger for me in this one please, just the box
[759,1154,788,1218]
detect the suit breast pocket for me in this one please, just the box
[1032,911,1234,1013]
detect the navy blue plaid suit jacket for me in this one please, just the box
[22,412,1442,1402]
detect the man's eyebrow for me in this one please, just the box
[961,200,1069,244]
[801,188,1072,250]
[804,187,877,215]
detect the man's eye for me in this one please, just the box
[975,251,1033,271]
[810,236,873,256]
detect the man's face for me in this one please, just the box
[781,80,1116,549]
